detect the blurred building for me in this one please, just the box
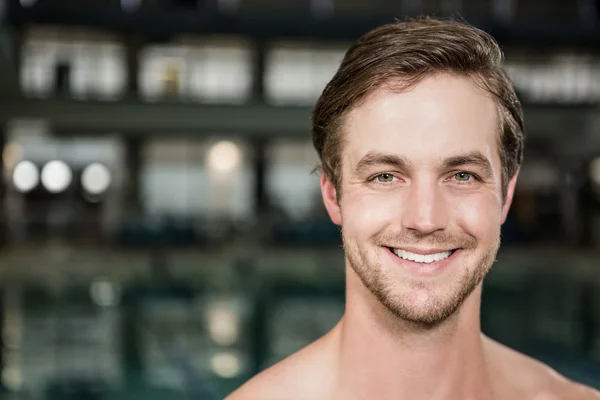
[0,0,598,398]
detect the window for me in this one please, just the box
[142,139,253,220]
[20,29,126,100]
[265,43,347,105]
[139,40,252,103]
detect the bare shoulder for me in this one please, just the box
[226,332,337,400]
[484,336,600,399]
[531,380,600,400]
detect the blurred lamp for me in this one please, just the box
[2,367,22,391]
[207,141,242,173]
[590,157,600,185]
[19,0,36,7]
[12,160,39,193]
[90,279,120,307]
[211,352,241,378]
[82,163,112,195]
[207,303,240,346]
[41,160,72,193]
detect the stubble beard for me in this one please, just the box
[343,228,500,329]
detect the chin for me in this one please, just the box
[366,259,483,327]
[377,284,466,327]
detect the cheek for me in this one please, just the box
[451,192,502,243]
[342,192,396,236]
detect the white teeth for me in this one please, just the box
[392,249,453,263]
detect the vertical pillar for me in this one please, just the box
[0,129,6,247]
[249,41,269,374]
[250,289,268,376]
[579,282,597,357]
[125,137,143,215]
[252,41,269,216]
[561,171,582,245]
[253,138,268,216]
[120,296,144,384]
[252,40,266,102]
[124,34,142,98]
[0,287,10,394]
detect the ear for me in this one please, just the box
[500,171,519,225]
[321,172,342,226]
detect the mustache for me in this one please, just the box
[371,230,478,250]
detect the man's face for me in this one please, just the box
[321,74,518,326]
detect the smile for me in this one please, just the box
[389,248,457,264]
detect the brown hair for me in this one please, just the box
[312,17,525,202]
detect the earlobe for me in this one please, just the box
[500,171,519,225]
[321,172,342,226]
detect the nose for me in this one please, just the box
[401,178,449,235]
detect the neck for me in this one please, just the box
[331,266,493,400]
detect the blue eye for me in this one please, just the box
[454,172,473,182]
[376,173,395,183]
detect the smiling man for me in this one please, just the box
[228,17,600,399]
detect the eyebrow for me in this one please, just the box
[353,150,494,177]
[442,151,493,177]
[354,151,411,176]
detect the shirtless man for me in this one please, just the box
[228,18,600,399]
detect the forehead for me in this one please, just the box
[342,74,500,170]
